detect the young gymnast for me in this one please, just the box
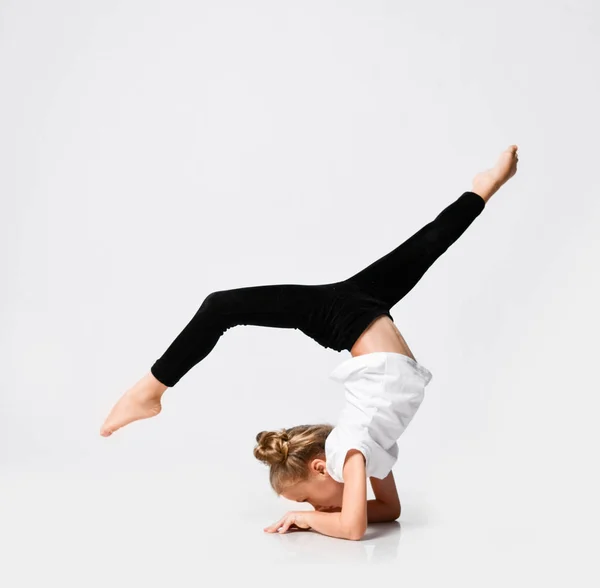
[101,145,519,540]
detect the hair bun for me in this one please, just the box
[253,429,290,466]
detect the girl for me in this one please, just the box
[101,145,519,540]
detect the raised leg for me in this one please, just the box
[342,191,486,308]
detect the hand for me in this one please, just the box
[264,511,311,534]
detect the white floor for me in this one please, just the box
[1,458,596,586]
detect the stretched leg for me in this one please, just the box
[343,191,486,307]
[342,144,520,308]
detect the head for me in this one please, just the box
[253,424,344,510]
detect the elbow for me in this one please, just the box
[390,503,401,521]
[345,522,368,541]
[346,529,366,541]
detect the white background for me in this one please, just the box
[1,0,599,583]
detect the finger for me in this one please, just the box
[278,516,294,534]
[264,516,286,533]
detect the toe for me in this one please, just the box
[100,418,116,436]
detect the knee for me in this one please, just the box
[196,290,233,332]
[200,290,228,313]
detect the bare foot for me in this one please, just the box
[472,144,519,203]
[100,372,168,437]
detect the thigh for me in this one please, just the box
[209,281,357,351]
[203,282,321,330]
[342,222,436,307]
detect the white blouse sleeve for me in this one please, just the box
[325,426,372,483]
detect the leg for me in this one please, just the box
[100,281,337,436]
[342,143,520,307]
[342,191,486,308]
[344,143,520,354]
[150,283,332,387]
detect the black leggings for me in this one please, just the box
[150,191,486,387]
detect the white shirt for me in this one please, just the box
[325,351,433,483]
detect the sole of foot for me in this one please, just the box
[472,144,519,202]
[100,372,167,437]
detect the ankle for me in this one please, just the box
[144,372,169,395]
[472,179,500,203]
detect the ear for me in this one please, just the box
[309,457,328,475]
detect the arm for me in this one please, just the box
[313,471,402,523]
[301,449,368,541]
[367,470,401,522]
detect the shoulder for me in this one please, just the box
[342,448,367,477]
[325,426,371,483]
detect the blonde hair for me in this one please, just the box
[253,424,334,495]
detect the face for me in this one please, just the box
[279,457,344,511]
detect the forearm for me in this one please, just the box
[366,499,401,523]
[302,511,363,541]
